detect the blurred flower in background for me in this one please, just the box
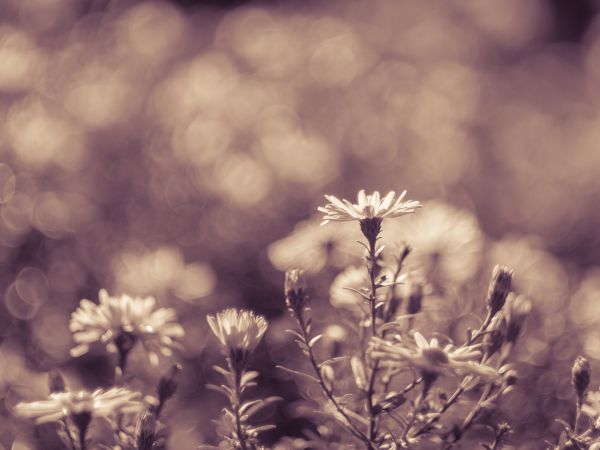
[0,0,599,449]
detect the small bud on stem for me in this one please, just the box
[572,356,591,404]
[486,265,513,318]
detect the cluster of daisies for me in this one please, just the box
[16,189,597,449]
[14,285,268,449]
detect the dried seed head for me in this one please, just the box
[572,356,591,402]
[486,265,513,317]
[285,269,308,315]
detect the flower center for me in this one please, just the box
[421,347,449,365]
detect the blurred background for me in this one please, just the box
[1,0,600,448]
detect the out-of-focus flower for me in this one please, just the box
[112,246,216,301]
[386,201,484,287]
[207,308,268,354]
[69,289,185,366]
[268,217,361,274]
[370,332,498,381]
[504,294,532,345]
[318,190,421,225]
[329,266,369,317]
[15,387,141,424]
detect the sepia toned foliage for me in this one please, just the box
[1,1,600,449]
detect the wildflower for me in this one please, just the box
[14,387,141,424]
[370,332,498,383]
[319,190,421,245]
[207,308,268,371]
[285,269,308,316]
[319,190,421,225]
[385,201,484,287]
[572,356,591,403]
[486,265,513,317]
[268,217,361,274]
[69,289,185,366]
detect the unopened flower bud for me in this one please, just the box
[137,411,157,450]
[399,245,411,264]
[483,315,506,358]
[48,370,66,393]
[503,369,518,386]
[505,294,532,344]
[572,356,591,403]
[285,269,308,315]
[486,265,513,317]
[407,281,424,315]
[155,364,181,417]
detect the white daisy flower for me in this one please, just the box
[69,289,185,366]
[318,190,421,225]
[15,387,142,424]
[207,308,268,354]
[370,332,498,381]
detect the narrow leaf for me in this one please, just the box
[276,365,319,383]
[308,334,323,348]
